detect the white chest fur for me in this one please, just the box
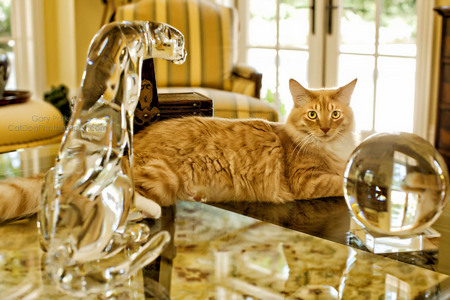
[322,132,358,169]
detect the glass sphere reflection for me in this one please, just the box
[343,132,449,236]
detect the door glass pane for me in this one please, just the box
[279,50,309,116]
[0,0,14,90]
[375,57,416,133]
[279,0,309,49]
[248,0,277,47]
[340,0,376,54]
[379,0,416,56]
[0,0,12,38]
[247,48,277,103]
[338,54,375,132]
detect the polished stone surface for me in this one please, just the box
[0,217,146,299]
[0,202,448,299]
[216,198,450,273]
[1,143,450,298]
[171,201,448,299]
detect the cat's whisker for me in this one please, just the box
[335,130,348,141]
[291,135,310,156]
[303,134,315,150]
[291,143,301,158]
[293,137,308,157]
[293,133,314,159]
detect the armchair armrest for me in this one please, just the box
[231,64,262,99]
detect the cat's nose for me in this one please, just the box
[321,127,330,134]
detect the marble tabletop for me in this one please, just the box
[1,144,450,299]
[170,201,449,299]
[0,200,448,299]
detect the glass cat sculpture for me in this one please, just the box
[38,21,186,296]
[344,132,449,253]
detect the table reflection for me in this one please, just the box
[214,199,450,274]
[171,201,448,299]
[212,197,350,244]
[0,143,58,179]
[0,144,450,299]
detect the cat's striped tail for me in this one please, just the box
[0,174,162,223]
[0,175,44,223]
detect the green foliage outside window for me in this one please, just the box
[252,0,416,37]
[0,152,21,180]
[344,0,416,28]
[265,88,286,117]
[0,0,12,52]
[0,0,11,37]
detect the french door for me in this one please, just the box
[0,0,46,100]
[238,0,433,138]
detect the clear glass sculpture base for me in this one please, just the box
[349,219,441,254]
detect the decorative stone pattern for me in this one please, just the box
[170,201,449,299]
[0,202,447,299]
[0,217,145,299]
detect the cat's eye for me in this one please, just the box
[332,111,341,119]
[307,111,317,119]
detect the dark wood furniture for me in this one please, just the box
[134,59,213,133]
[435,7,450,167]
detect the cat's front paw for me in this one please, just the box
[134,192,162,219]
[187,190,207,203]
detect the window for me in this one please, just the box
[0,0,46,99]
[237,0,433,138]
[0,0,15,91]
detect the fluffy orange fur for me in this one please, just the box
[0,174,44,222]
[133,79,358,206]
[0,79,358,222]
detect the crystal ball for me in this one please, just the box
[343,132,449,236]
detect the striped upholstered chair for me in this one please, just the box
[113,0,278,121]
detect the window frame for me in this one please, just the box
[9,0,46,100]
[236,0,435,141]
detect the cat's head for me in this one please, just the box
[286,79,357,142]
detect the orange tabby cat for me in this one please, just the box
[0,79,358,222]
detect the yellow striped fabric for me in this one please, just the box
[158,87,279,121]
[231,76,256,97]
[116,0,236,91]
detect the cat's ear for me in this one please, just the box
[289,79,310,107]
[337,78,357,105]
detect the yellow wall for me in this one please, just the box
[43,0,103,93]
[74,0,105,85]
[42,0,59,88]
[42,0,224,94]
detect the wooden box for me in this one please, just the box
[134,92,213,133]
[134,59,213,133]
[158,92,213,120]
